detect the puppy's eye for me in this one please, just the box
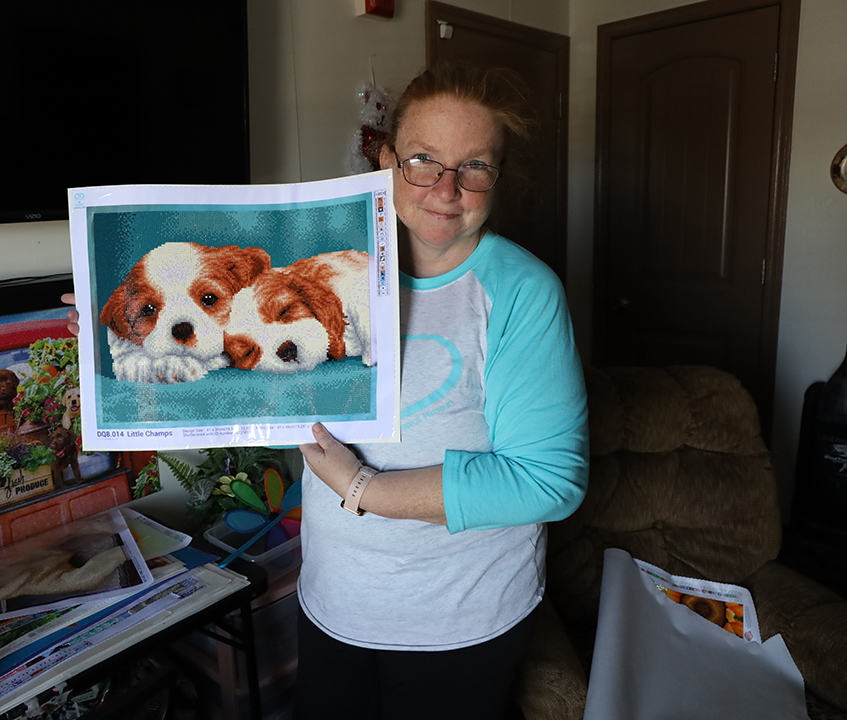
[278,305,291,319]
[140,304,157,317]
[201,293,219,307]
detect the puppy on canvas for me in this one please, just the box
[0,369,19,412]
[100,242,270,383]
[50,426,82,489]
[61,386,81,429]
[224,250,371,372]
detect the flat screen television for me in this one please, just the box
[0,1,250,225]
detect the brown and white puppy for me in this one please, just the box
[0,369,19,412]
[50,426,81,489]
[61,386,81,429]
[100,242,271,383]
[224,250,371,372]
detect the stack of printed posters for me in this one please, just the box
[0,509,245,716]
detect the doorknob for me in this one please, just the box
[614,296,635,313]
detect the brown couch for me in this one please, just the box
[516,365,847,719]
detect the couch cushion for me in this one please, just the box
[547,366,782,621]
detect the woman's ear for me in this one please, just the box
[379,144,394,171]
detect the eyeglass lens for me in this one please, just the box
[402,158,498,192]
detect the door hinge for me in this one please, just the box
[762,258,766,284]
[438,20,453,40]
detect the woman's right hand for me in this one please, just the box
[61,293,80,337]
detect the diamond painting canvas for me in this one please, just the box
[68,174,400,451]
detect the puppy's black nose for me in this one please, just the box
[277,341,298,362]
[172,322,194,344]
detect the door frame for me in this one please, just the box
[592,0,801,436]
[425,0,570,281]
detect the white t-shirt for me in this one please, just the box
[297,232,588,650]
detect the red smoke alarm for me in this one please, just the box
[355,0,394,19]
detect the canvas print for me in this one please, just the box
[69,174,399,451]
[0,280,161,509]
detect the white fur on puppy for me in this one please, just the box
[225,250,371,372]
[100,242,270,383]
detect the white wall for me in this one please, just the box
[250,0,569,185]
[770,0,847,516]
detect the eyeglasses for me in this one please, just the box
[394,152,501,193]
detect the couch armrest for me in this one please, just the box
[514,596,588,720]
[745,560,847,710]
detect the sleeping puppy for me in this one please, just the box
[100,242,271,383]
[50,426,82,489]
[224,250,371,372]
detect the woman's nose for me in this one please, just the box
[432,168,462,198]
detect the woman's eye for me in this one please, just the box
[464,160,487,170]
[201,293,219,307]
[140,304,157,317]
[412,153,431,162]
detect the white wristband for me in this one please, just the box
[340,465,377,516]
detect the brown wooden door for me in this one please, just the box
[426,1,569,283]
[593,1,799,427]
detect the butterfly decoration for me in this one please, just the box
[218,468,302,569]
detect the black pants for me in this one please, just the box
[294,608,534,720]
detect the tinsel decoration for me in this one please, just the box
[347,84,394,175]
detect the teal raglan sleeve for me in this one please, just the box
[441,257,589,533]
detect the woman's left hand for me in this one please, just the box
[299,423,364,499]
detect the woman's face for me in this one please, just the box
[380,95,503,275]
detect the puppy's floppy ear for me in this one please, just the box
[286,274,347,360]
[204,245,271,290]
[100,263,152,343]
[100,282,130,339]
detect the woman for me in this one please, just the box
[294,64,588,719]
[63,63,588,720]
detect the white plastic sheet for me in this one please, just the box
[584,549,810,720]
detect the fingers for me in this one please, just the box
[299,424,363,498]
[310,422,335,450]
[66,309,80,338]
[62,296,80,337]
[299,424,335,459]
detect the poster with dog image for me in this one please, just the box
[0,279,162,509]
[68,173,400,451]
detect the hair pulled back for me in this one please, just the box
[387,62,537,183]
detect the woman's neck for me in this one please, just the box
[399,227,483,279]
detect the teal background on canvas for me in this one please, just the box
[88,197,376,428]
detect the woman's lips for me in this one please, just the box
[424,208,459,220]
